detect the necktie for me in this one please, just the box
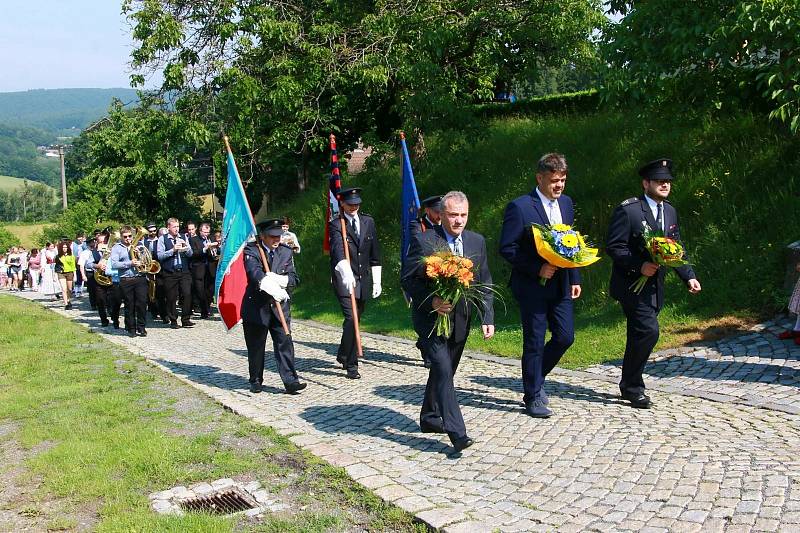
[351,217,358,237]
[656,203,663,231]
[549,200,560,224]
[173,238,181,268]
[268,250,274,268]
[453,237,463,257]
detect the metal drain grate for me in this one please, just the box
[178,488,257,515]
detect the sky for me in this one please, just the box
[0,1,149,92]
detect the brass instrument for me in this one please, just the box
[93,247,113,287]
[130,227,162,302]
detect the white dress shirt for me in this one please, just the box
[644,195,665,231]
[536,187,562,225]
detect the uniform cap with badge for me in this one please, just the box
[256,218,285,237]
[638,158,674,181]
[338,187,362,205]
[421,195,443,211]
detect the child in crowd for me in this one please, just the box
[779,260,800,345]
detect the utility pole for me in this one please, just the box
[58,145,68,210]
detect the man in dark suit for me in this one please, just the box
[242,218,307,394]
[408,194,443,368]
[402,191,494,453]
[329,187,382,379]
[157,217,195,329]
[606,158,701,408]
[189,222,218,319]
[409,195,443,238]
[499,153,581,418]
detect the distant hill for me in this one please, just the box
[0,175,56,193]
[0,88,139,133]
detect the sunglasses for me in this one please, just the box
[122,234,132,238]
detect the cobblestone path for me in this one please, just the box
[14,292,800,532]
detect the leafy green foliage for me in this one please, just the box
[603,1,800,132]
[475,90,600,119]
[123,0,606,204]
[0,226,21,251]
[0,123,59,187]
[65,100,209,225]
[0,180,56,222]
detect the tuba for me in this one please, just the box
[93,245,113,287]
[131,227,162,302]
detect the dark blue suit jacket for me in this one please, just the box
[499,189,580,300]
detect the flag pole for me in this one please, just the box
[223,135,290,336]
[330,134,363,358]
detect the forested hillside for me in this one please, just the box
[0,88,139,133]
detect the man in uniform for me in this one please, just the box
[329,187,382,379]
[242,218,307,394]
[606,158,701,408]
[157,217,195,329]
[189,222,218,319]
[409,195,443,238]
[143,222,166,322]
[499,153,581,418]
[402,191,494,453]
[111,226,149,337]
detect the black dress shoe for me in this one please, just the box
[285,381,307,394]
[249,382,263,393]
[137,328,148,337]
[450,435,474,452]
[170,322,180,329]
[346,370,361,380]
[423,359,432,369]
[622,391,652,409]
[162,317,170,324]
[127,330,137,338]
[420,421,446,434]
[181,320,195,328]
[336,355,346,369]
[113,321,120,329]
[101,320,110,327]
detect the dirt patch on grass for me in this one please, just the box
[667,315,758,346]
[0,424,96,532]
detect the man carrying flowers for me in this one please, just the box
[500,153,582,418]
[401,191,495,453]
[606,158,701,409]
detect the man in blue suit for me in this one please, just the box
[499,153,581,418]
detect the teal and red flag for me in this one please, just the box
[215,138,257,331]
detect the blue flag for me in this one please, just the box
[400,136,421,268]
[215,145,257,331]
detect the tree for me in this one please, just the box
[66,100,208,224]
[124,0,606,201]
[603,1,800,132]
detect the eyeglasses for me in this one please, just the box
[122,234,132,239]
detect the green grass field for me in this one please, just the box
[0,174,55,193]
[0,296,425,532]
[280,109,799,368]
[4,222,52,248]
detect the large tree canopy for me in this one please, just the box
[603,0,800,132]
[124,0,605,191]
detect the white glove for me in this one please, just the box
[335,259,356,292]
[371,265,382,298]
[259,276,290,302]
[266,272,289,288]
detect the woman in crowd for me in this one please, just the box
[0,254,7,288]
[54,241,76,309]
[6,246,21,291]
[39,242,59,300]
[28,248,42,291]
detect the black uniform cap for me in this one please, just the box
[256,218,284,236]
[421,195,443,211]
[145,222,157,231]
[638,158,674,181]
[59,235,70,242]
[338,187,362,205]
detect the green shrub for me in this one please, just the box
[0,226,21,252]
[474,90,600,119]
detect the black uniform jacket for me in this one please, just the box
[401,225,494,345]
[241,242,298,326]
[606,196,696,310]
[328,213,381,299]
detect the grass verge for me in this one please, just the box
[0,295,426,532]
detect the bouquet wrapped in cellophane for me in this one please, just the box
[630,223,689,294]
[422,250,497,337]
[531,223,601,285]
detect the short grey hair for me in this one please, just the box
[166,217,179,226]
[537,153,568,174]
[442,191,469,210]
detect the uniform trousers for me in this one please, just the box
[191,264,211,317]
[163,269,192,323]
[337,295,365,370]
[148,274,167,320]
[517,292,574,405]
[120,276,148,332]
[419,333,467,437]
[619,298,660,396]
[92,278,111,324]
[85,272,98,309]
[242,321,299,386]
[110,283,123,327]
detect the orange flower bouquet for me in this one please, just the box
[422,250,496,337]
[630,223,690,294]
